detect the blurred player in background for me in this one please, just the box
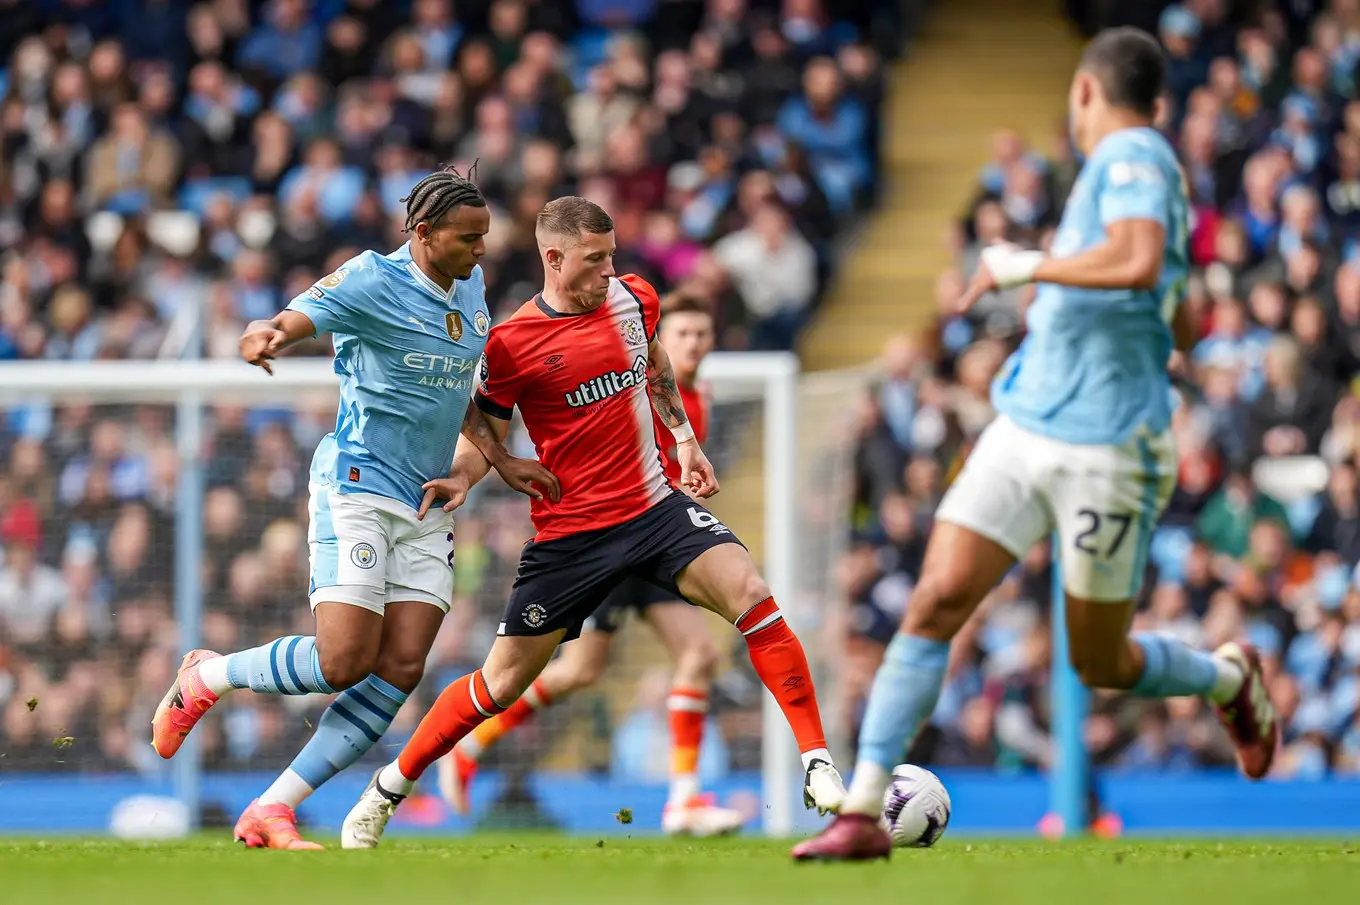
[150,167,558,849]
[794,28,1279,861]
[437,293,746,836]
[342,196,845,848]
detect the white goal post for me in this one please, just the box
[0,352,863,837]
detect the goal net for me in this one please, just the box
[0,355,866,838]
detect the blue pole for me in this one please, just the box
[172,392,205,827]
[172,301,206,828]
[1049,534,1090,836]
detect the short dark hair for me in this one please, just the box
[659,291,713,320]
[536,196,614,240]
[1079,27,1165,118]
[401,163,486,233]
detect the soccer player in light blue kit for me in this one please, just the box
[150,167,559,849]
[794,29,1279,861]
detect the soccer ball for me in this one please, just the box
[881,764,951,847]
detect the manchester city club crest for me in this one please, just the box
[351,542,377,569]
[523,602,548,628]
[472,309,490,336]
[623,318,646,347]
[445,311,463,340]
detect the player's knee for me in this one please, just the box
[1068,644,1138,691]
[901,572,975,639]
[740,572,772,609]
[676,638,719,683]
[564,658,605,690]
[372,654,425,695]
[316,644,376,691]
[482,664,535,709]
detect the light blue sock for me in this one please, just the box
[1131,634,1217,697]
[857,632,951,772]
[289,674,408,789]
[224,635,335,695]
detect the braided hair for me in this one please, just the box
[400,162,486,233]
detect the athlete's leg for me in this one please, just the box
[644,602,719,804]
[383,631,566,791]
[463,628,612,760]
[671,539,847,813]
[258,601,444,810]
[439,630,612,813]
[1052,431,1276,779]
[793,418,1047,860]
[839,522,1017,815]
[644,600,743,835]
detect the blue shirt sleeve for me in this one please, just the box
[1098,154,1172,228]
[285,264,370,337]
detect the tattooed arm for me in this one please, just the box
[648,337,719,497]
[647,334,691,431]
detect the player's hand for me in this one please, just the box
[419,472,472,518]
[494,455,562,503]
[957,243,1043,313]
[677,439,719,498]
[239,324,287,375]
[956,258,998,314]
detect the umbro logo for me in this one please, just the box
[781,676,806,692]
[544,355,564,365]
[543,354,566,373]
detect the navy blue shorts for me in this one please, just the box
[498,491,744,641]
[583,574,679,634]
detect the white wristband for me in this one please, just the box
[981,244,1045,289]
[670,421,696,444]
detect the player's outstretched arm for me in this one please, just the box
[239,310,318,374]
[958,219,1166,312]
[647,336,719,498]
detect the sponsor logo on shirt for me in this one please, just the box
[564,356,648,408]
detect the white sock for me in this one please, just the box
[197,656,235,696]
[800,747,833,771]
[257,768,315,809]
[1208,656,1246,705]
[378,760,416,796]
[842,762,891,816]
[669,774,700,806]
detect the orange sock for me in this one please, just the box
[462,679,553,759]
[397,670,505,780]
[738,598,827,754]
[667,687,707,791]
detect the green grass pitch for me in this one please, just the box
[5,836,1358,905]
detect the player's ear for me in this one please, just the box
[545,246,563,270]
[414,221,431,245]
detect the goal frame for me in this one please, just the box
[0,352,804,836]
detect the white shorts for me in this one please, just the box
[935,415,1177,602]
[307,484,456,615]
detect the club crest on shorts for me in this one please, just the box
[472,310,490,336]
[622,318,646,347]
[445,312,463,341]
[523,602,548,628]
[351,542,377,569]
[319,269,347,289]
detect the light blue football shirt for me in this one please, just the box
[286,243,490,512]
[992,126,1189,446]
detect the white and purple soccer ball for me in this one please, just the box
[880,764,951,848]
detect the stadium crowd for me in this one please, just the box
[0,0,892,779]
[844,0,1360,779]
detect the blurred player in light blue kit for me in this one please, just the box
[794,28,1279,861]
[150,166,558,849]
